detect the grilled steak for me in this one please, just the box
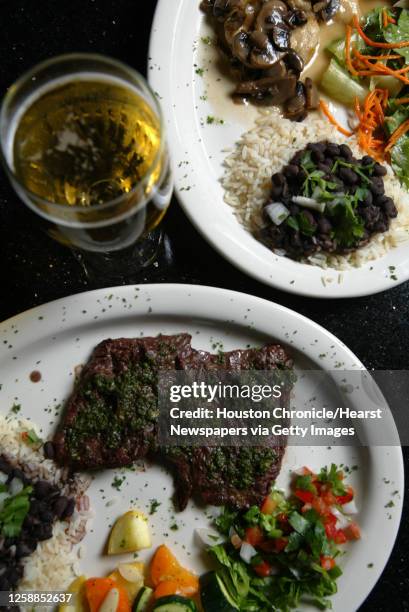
[53,334,193,469]
[54,334,293,510]
[162,343,293,510]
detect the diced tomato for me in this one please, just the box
[324,521,338,540]
[321,489,337,507]
[258,540,276,553]
[334,529,348,544]
[336,486,354,505]
[253,561,272,577]
[294,489,314,504]
[312,496,327,516]
[260,496,277,515]
[320,556,336,571]
[274,537,288,553]
[343,522,361,541]
[245,526,264,547]
[322,511,337,525]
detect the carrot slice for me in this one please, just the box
[319,100,353,137]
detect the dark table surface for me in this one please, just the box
[0,1,407,610]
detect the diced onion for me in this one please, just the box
[331,507,350,529]
[0,473,7,484]
[292,196,326,213]
[9,478,23,496]
[342,499,358,515]
[240,542,258,564]
[99,588,120,612]
[118,563,144,583]
[265,202,290,226]
[195,528,225,547]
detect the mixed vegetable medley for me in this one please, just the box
[321,6,409,189]
[203,464,359,611]
[66,464,359,612]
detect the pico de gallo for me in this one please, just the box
[201,464,360,611]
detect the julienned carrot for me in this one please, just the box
[383,8,388,29]
[353,14,409,48]
[354,89,388,162]
[394,97,409,105]
[319,100,353,137]
[385,118,409,152]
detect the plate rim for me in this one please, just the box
[148,0,409,299]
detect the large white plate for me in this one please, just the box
[0,284,403,611]
[149,0,409,297]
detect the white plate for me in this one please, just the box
[0,284,403,611]
[149,0,409,297]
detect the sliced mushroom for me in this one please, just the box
[235,74,297,104]
[224,8,246,45]
[249,42,282,68]
[264,59,287,79]
[284,49,304,73]
[285,9,308,28]
[232,31,252,64]
[249,30,270,49]
[255,0,288,31]
[284,81,307,120]
[271,24,290,50]
[318,0,341,21]
[304,77,320,109]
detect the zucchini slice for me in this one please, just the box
[152,594,197,612]
[132,586,153,612]
[200,572,239,612]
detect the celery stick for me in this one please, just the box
[321,59,368,106]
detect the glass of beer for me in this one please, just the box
[0,54,173,283]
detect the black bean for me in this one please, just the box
[39,509,54,523]
[43,441,55,460]
[361,190,373,206]
[33,480,54,500]
[373,163,387,176]
[289,203,300,216]
[283,164,299,179]
[361,205,380,227]
[61,498,75,520]
[369,177,385,196]
[362,155,374,166]
[383,199,398,218]
[374,220,388,232]
[325,143,340,158]
[316,163,330,175]
[271,184,283,199]
[0,457,12,475]
[339,167,359,185]
[36,523,53,541]
[15,543,34,559]
[308,141,326,153]
[53,496,69,519]
[318,217,332,234]
[271,172,286,187]
[339,144,353,160]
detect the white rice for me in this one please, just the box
[222,109,409,270]
[0,415,93,592]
